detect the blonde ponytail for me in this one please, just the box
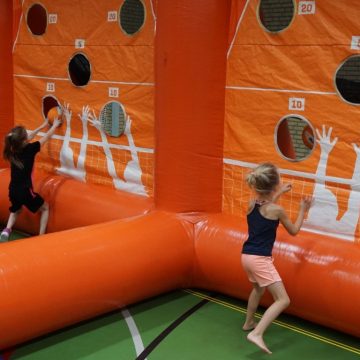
[246,163,279,195]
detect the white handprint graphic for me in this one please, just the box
[88,111,147,196]
[57,104,90,182]
[303,125,360,241]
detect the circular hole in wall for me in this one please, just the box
[26,3,47,36]
[99,102,126,137]
[335,55,360,105]
[119,0,146,35]
[275,116,315,161]
[68,53,91,87]
[258,0,295,33]
[42,95,62,125]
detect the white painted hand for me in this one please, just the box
[62,102,72,122]
[124,115,132,136]
[315,125,338,155]
[88,110,102,131]
[78,105,90,123]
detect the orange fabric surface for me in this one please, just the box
[228,0,247,46]
[0,0,359,350]
[13,0,155,194]
[224,0,360,241]
[154,0,230,212]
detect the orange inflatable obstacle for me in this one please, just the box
[0,0,359,351]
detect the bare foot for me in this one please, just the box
[242,320,257,331]
[247,331,272,354]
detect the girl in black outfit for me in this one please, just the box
[1,117,61,241]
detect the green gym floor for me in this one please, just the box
[1,232,359,360]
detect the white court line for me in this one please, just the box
[224,158,355,186]
[226,85,336,96]
[227,0,251,58]
[14,74,154,86]
[121,308,148,359]
[39,132,154,154]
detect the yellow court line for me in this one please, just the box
[184,289,360,356]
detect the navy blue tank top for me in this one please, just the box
[242,203,279,257]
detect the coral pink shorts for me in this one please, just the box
[241,254,282,287]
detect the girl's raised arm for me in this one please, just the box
[39,118,61,145]
[272,183,292,203]
[27,120,49,141]
[278,197,312,235]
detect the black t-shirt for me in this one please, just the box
[9,141,40,190]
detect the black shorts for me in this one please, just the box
[9,187,44,213]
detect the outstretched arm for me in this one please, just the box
[278,197,312,235]
[272,183,292,203]
[27,120,48,141]
[39,118,61,145]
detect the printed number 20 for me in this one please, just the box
[301,3,313,13]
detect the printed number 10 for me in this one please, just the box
[292,100,303,109]
[289,97,305,111]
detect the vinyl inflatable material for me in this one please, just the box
[0,0,359,351]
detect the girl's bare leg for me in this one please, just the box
[6,211,20,230]
[243,282,265,330]
[39,202,49,235]
[247,281,290,354]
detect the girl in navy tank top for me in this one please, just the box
[241,163,312,354]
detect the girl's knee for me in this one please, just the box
[280,295,290,309]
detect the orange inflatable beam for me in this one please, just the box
[0,198,359,349]
[191,214,360,338]
[0,210,194,349]
[0,169,153,233]
[0,0,13,168]
[155,0,230,212]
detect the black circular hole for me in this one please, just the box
[100,102,126,137]
[335,55,360,105]
[42,96,63,126]
[68,53,91,87]
[120,0,145,35]
[26,3,47,36]
[276,116,315,161]
[259,0,295,33]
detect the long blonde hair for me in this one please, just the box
[246,163,279,195]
